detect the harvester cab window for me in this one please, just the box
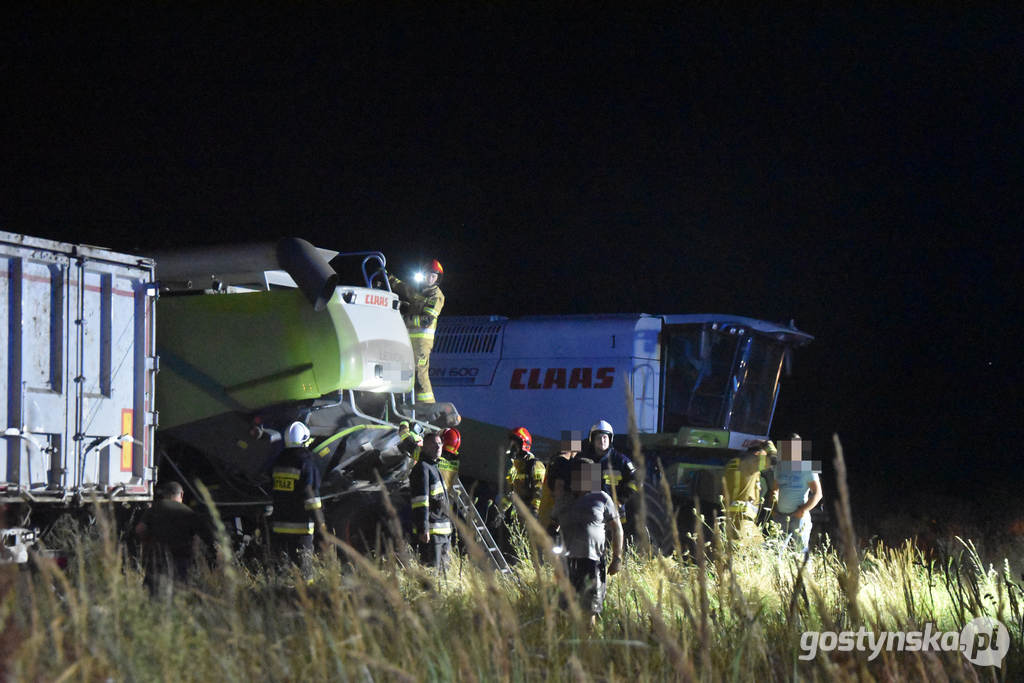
[660,326,786,435]
[727,337,786,435]
[660,326,736,431]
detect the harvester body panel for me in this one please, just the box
[432,313,812,492]
[156,286,413,431]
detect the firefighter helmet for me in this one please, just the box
[589,420,614,440]
[441,427,461,455]
[285,421,311,447]
[428,259,444,275]
[509,426,532,452]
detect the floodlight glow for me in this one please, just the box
[413,271,424,283]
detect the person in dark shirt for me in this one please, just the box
[135,481,213,595]
[552,458,624,626]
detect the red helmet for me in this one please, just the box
[428,259,444,275]
[441,427,461,455]
[509,426,532,452]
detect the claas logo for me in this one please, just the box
[510,367,614,390]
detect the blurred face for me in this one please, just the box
[425,272,439,287]
[560,430,582,453]
[422,434,442,460]
[591,432,610,453]
[780,439,802,462]
[571,463,602,494]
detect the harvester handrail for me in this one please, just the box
[346,390,396,428]
[324,250,391,291]
[388,393,437,433]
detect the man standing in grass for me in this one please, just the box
[539,430,584,537]
[770,437,822,554]
[552,458,624,626]
[409,431,453,572]
[135,481,213,595]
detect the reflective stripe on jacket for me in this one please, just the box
[389,276,445,338]
[409,458,451,538]
[505,454,546,514]
[599,447,639,506]
[270,446,321,534]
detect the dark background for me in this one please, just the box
[3,6,1021,528]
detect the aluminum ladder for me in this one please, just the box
[450,477,512,576]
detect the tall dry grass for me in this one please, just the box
[2,437,1021,681]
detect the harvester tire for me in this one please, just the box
[627,481,677,556]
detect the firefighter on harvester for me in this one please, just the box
[585,420,639,526]
[409,431,453,571]
[269,421,326,580]
[437,427,462,489]
[388,259,445,403]
[501,427,546,518]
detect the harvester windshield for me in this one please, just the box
[660,323,792,436]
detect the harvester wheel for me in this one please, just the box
[627,481,677,556]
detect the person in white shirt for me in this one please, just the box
[770,437,822,554]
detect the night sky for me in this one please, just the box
[4,7,1021,520]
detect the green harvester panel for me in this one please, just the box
[156,289,361,429]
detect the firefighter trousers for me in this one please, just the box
[272,533,315,580]
[411,336,435,403]
[416,535,451,573]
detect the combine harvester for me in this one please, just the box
[1,231,460,561]
[430,313,813,551]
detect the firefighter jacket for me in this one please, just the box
[388,276,445,340]
[437,455,459,490]
[409,457,452,538]
[599,446,639,508]
[270,446,323,536]
[398,423,423,459]
[722,451,766,521]
[504,453,546,515]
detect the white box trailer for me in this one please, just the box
[1,231,157,535]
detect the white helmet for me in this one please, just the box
[285,421,311,447]
[589,420,614,440]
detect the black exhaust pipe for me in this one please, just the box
[153,237,339,311]
[275,237,338,311]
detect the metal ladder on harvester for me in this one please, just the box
[449,477,512,576]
